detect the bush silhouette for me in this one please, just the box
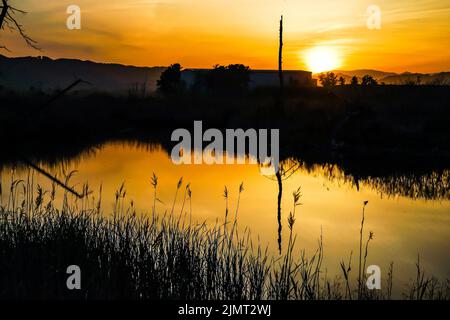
[157,63,185,95]
[201,64,251,95]
[361,75,378,86]
[319,72,338,88]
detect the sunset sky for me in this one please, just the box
[1,0,449,73]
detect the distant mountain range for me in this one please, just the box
[1,55,449,93]
[324,69,450,85]
[0,55,165,93]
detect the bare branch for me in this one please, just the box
[8,6,26,14]
[6,10,40,50]
[0,0,40,50]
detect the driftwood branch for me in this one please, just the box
[19,79,91,199]
[35,78,91,114]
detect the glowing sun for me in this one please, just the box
[304,46,341,74]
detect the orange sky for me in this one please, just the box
[1,0,449,72]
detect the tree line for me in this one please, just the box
[318,72,378,88]
[157,63,251,96]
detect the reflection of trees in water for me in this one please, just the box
[1,140,163,172]
[0,140,165,201]
[357,171,449,200]
[2,139,449,201]
[0,142,101,172]
[1,140,448,260]
[292,160,450,201]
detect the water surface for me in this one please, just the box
[2,141,449,297]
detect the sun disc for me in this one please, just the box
[304,46,341,74]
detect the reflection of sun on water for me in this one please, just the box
[304,46,341,74]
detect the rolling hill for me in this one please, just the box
[0,55,166,94]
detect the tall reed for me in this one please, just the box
[0,172,448,300]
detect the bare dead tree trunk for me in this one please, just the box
[278,15,284,90]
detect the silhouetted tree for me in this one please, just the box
[338,76,346,86]
[204,64,251,95]
[157,63,185,95]
[0,0,39,50]
[319,72,338,88]
[361,74,378,86]
[351,76,359,85]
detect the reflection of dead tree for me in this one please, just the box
[264,15,304,254]
[276,170,282,252]
[263,159,302,254]
[277,15,284,254]
[0,0,39,50]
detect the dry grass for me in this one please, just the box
[0,171,448,300]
